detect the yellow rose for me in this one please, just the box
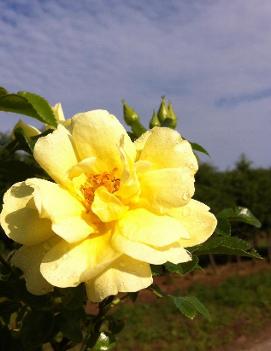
[0,110,217,302]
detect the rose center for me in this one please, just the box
[81,170,120,210]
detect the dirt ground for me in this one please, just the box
[217,323,271,351]
[84,260,271,351]
[137,259,271,302]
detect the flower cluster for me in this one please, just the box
[0,110,216,301]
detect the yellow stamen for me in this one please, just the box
[81,169,120,210]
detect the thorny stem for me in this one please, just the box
[79,296,114,351]
[0,254,10,269]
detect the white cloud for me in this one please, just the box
[0,0,271,169]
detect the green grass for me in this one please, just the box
[114,270,271,351]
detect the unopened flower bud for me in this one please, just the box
[149,110,161,128]
[157,96,168,123]
[122,100,140,125]
[166,102,177,129]
[122,100,146,137]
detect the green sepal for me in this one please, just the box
[191,142,210,156]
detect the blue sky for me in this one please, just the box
[0,0,271,169]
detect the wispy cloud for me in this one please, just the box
[216,88,271,108]
[0,0,271,169]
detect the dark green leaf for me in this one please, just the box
[165,256,199,275]
[108,317,125,335]
[21,310,55,349]
[151,264,164,276]
[13,127,35,152]
[0,160,43,182]
[0,90,57,127]
[127,292,139,302]
[0,325,22,350]
[0,300,21,324]
[170,295,211,321]
[193,235,262,259]
[56,309,84,342]
[58,284,86,310]
[190,142,210,156]
[217,207,261,228]
[215,218,231,236]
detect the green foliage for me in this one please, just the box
[218,207,261,228]
[20,310,55,349]
[170,295,211,321]
[165,256,200,275]
[190,142,210,156]
[192,234,262,258]
[115,270,271,351]
[0,86,57,127]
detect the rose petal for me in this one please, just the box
[85,255,152,302]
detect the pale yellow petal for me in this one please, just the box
[40,232,120,288]
[51,216,95,243]
[11,238,59,295]
[0,181,53,245]
[33,124,78,188]
[25,178,95,243]
[85,255,153,302]
[136,127,198,173]
[112,234,191,264]
[68,157,99,178]
[52,102,65,122]
[115,140,140,203]
[13,120,40,137]
[139,168,195,212]
[91,187,128,222]
[71,110,136,171]
[169,200,217,247]
[115,208,189,247]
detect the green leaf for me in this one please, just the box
[0,300,21,324]
[0,325,22,350]
[217,207,261,228]
[151,264,164,276]
[20,310,55,349]
[190,142,210,156]
[0,89,57,127]
[92,332,116,351]
[13,127,35,152]
[108,316,125,335]
[0,160,43,183]
[58,284,86,310]
[56,309,84,342]
[18,91,56,127]
[215,218,231,236]
[170,295,211,321]
[165,256,199,275]
[193,235,262,259]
